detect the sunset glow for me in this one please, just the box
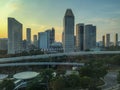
[0,0,120,42]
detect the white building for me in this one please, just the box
[8,17,23,54]
[38,32,49,50]
[38,29,55,51]
[0,38,8,50]
[63,9,74,52]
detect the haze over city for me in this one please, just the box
[0,0,120,42]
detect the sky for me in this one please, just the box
[0,0,120,42]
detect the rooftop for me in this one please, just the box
[13,71,39,80]
[65,9,74,17]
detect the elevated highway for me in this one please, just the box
[0,51,120,63]
[0,62,84,67]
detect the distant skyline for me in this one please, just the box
[0,0,120,42]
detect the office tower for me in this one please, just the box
[0,38,8,50]
[45,30,53,49]
[114,33,118,46]
[51,28,55,44]
[74,36,76,48]
[63,9,74,52]
[38,32,48,50]
[46,28,55,45]
[26,28,31,45]
[33,35,38,48]
[102,35,105,47]
[8,17,22,54]
[76,23,84,51]
[45,28,55,47]
[84,24,96,50]
[62,32,64,45]
[22,40,27,51]
[106,34,110,47]
[38,28,55,50]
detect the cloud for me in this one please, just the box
[0,0,21,18]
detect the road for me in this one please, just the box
[0,62,84,67]
[102,71,118,90]
[0,51,120,63]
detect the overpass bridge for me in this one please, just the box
[0,51,120,63]
[0,62,84,67]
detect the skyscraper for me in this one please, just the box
[62,32,64,45]
[38,28,55,50]
[26,28,31,45]
[51,28,55,44]
[8,17,23,54]
[63,9,74,52]
[84,24,96,50]
[33,35,38,48]
[76,23,84,51]
[102,35,105,47]
[0,38,8,50]
[114,33,118,46]
[38,32,48,50]
[106,34,110,47]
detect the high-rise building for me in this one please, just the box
[46,28,55,45]
[76,23,84,51]
[62,32,64,45]
[22,40,27,51]
[26,28,31,45]
[84,24,96,50]
[74,36,76,48]
[102,35,105,47]
[38,32,48,50]
[106,34,110,47]
[51,28,55,44]
[33,35,38,48]
[0,38,8,50]
[38,28,55,50]
[8,17,23,54]
[63,9,74,52]
[114,33,118,46]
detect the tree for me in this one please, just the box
[109,55,120,65]
[80,76,92,89]
[78,60,107,90]
[51,74,81,90]
[0,79,15,90]
[117,71,120,84]
[40,69,54,83]
[26,74,46,90]
[26,69,54,90]
[79,60,107,79]
[65,74,81,88]
[50,77,66,90]
[21,51,29,56]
